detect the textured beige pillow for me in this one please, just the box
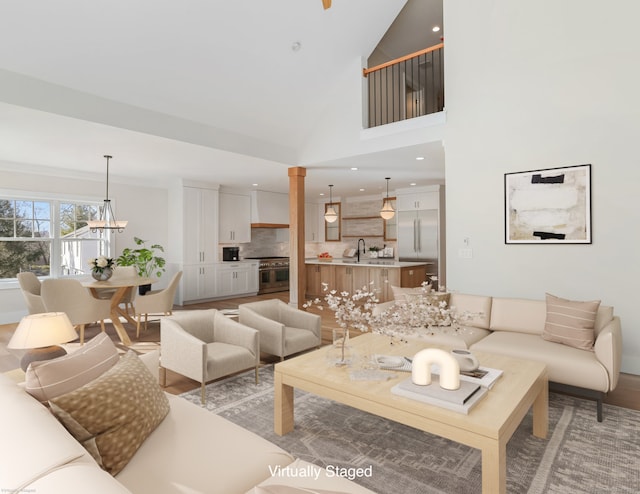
[542,293,601,350]
[49,351,170,476]
[25,333,119,402]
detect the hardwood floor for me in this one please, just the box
[2,291,639,411]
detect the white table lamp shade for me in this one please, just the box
[8,312,77,349]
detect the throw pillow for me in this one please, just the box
[49,350,170,476]
[542,293,601,350]
[25,332,119,402]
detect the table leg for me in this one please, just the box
[94,286,133,346]
[482,439,506,494]
[532,376,549,439]
[274,370,294,435]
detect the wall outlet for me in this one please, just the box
[458,248,473,259]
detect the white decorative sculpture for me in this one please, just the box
[411,348,461,390]
[451,349,480,372]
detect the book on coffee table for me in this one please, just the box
[391,375,488,414]
[432,364,504,389]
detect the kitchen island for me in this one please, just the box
[305,258,432,302]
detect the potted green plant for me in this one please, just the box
[117,237,166,295]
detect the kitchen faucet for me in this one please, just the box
[357,238,366,263]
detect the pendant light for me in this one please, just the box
[88,155,128,233]
[380,177,395,220]
[324,185,338,223]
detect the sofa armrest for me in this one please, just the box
[214,312,260,361]
[281,306,321,339]
[239,306,286,355]
[160,319,206,382]
[593,316,623,391]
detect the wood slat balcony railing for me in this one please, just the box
[364,43,444,128]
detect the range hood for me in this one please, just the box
[250,190,289,228]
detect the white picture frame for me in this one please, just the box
[504,164,592,244]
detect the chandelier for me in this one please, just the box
[87,155,128,233]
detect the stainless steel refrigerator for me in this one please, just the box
[398,208,440,279]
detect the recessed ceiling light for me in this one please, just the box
[252,183,258,186]
[416,156,425,161]
[319,192,325,196]
[359,188,365,192]
[432,26,440,32]
[410,182,417,186]
[351,167,358,171]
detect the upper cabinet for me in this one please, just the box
[219,192,251,243]
[396,191,439,211]
[250,190,289,226]
[305,203,322,242]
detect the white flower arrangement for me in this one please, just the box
[88,255,115,274]
[303,282,379,333]
[304,281,481,343]
[371,282,481,340]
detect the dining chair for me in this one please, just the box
[134,271,182,338]
[17,272,46,314]
[93,265,138,316]
[238,298,321,361]
[160,309,259,404]
[41,278,112,344]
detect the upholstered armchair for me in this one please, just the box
[238,299,321,361]
[160,309,259,404]
[17,272,46,314]
[134,271,182,337]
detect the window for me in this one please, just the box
[0,196,108,280]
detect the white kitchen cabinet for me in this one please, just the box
[219,192,251,243]
[182,185,219,303]
[396,190,439,211]
[305,203,321,242]
[216,261,259,297]
[184,186,218,265]
[182,264,217,301]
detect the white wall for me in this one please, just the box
[298,58,446,166]
[444,0,640,373]
[0,166,168,323]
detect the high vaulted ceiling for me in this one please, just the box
[0,0,444,198]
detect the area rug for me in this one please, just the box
[180,366,640,494]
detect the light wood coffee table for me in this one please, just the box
[274,332,548,494]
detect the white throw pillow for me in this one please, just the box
[25,333,119,402]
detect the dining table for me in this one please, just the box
[83,275,156,346]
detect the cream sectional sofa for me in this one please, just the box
[376,292,622,422]
[0,349,376,494]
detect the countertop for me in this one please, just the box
[305,258,432,267]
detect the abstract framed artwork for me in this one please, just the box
[504,164,592,244]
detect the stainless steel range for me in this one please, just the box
[244,257,289,294]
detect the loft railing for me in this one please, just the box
[363,42,444,128]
